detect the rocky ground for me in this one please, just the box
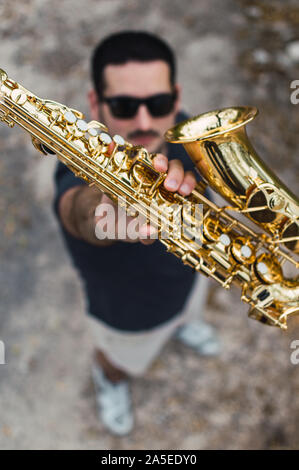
[0,0,298,450]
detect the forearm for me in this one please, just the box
[58,185,114,246]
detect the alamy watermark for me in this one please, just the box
[290,340,299,365]
[0,340,5,365]
[94,197,203,243]
[290,80,299,104]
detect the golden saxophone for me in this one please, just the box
[0,68,298,330]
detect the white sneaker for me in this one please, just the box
[92,364,134,436]
[175,321,221,356]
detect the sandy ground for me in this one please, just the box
[0,0,299,449]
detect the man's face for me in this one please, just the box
[88,60,181,154]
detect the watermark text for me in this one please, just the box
[290,80,299,104]
[94,197,203,243]
[290,340,299,365]
[0,340,5,365]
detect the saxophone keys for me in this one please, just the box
[268,193,285,211]
[114,151,130,171]
[99,132,112,145]
[230,237,256,265]
[247,305,284,328]
[98,133,113,165]
[87,137,104,165]
[88,135,99,149]
[87,120,108,133]
[87,127,98,137]
[131,163,157,188]
[2,78,16,91]
[76,119,88,132]
[0,69,8,84]
[157,185,176,203]
[103,134,126,167]
[148,172,167,196]
[253,253,283,284]
[66,121,88,140]
[64,110,77,124]
[62,111,81,139]
[45,107,60,124]
[113,134,125,146]
[11,88,27,105]
[241,245,252,258]
[65,132,74,141]
[0,112,14,127]
[219,234,231,246]
[34,100,44,112]
[202,218,222,242]
[94,153,106,165]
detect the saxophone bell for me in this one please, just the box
[165,106,299,328]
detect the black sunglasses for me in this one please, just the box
[101,92,177,119]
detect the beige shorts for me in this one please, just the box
[86,274,209,376]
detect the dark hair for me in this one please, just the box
[91,31,176,99]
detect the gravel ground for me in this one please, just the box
[0,0,298,450]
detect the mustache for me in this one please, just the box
[128,130,160,140]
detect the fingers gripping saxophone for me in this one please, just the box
[0,68,298,330]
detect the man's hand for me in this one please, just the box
[152,153,197,196]
[58,153,197,246]
[94,154,197,245]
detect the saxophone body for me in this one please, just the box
[0,68,298,330]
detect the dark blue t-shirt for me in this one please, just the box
[53,111,206,332]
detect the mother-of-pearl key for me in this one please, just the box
[76,119,88,131]
[64,110,77,124]
[11,88,27,105]
[99,132,112,145]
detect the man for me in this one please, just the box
[54,31,219,436]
